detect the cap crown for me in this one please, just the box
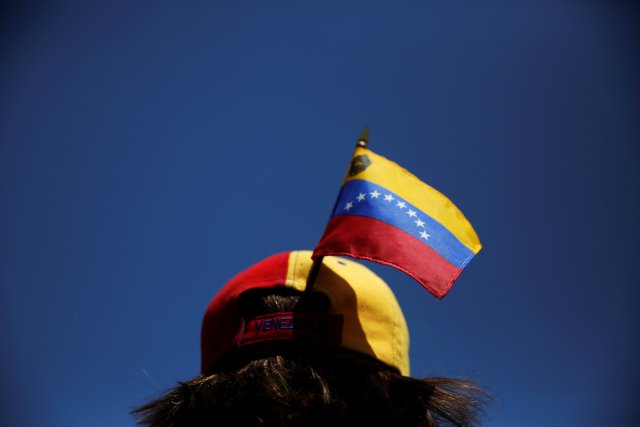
[201,250,410,375]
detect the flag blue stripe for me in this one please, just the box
[332,179,474,268]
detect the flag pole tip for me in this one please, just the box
[356,126,369,148]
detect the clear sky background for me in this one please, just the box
[1,1,638,426]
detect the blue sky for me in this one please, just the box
[1,1,638,426]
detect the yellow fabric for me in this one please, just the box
[285,250,410,375]
[343,147,482,254]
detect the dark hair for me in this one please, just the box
[133,290,489,427]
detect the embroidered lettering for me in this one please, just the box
[240,312,344,347]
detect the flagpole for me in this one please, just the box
[356,126,369,148]
[306,127,369,292]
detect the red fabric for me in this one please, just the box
[313,215,460,299]
[200,252,290,373]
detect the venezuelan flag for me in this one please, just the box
[312,147,482,299]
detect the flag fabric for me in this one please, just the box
[312,147,482,299]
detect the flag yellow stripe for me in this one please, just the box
[343,147,481,253]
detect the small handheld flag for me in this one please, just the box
[312,132,481,299]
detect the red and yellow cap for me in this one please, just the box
[201,250,410,375]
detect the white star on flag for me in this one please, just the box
[356,193,366,202]
[396,201,407,209]
[406,209,417,217]
[370,190,381,198]
[414,219,425,227]
[344,201,354,211]
[384,194,395,202]
[419,230,431,240]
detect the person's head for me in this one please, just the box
[133,251,487,426]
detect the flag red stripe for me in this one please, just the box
[313,216,462,299]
